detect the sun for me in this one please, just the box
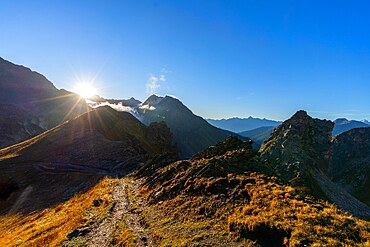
[73,83,97,99]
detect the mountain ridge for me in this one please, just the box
[207,116,281,133]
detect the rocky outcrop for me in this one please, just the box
[259,110,370,216]
[259,110,333,181]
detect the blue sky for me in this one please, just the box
[1,1,370,120]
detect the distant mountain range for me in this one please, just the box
[207,117,281,133]
[211,116,370,147]
[333,118,369,136]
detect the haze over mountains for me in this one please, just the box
[0,57,370,245]
[207,117,281,133]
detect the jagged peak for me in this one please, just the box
[290,110,310,120]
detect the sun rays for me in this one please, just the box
[73,83,97,99]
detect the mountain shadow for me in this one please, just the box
[0,106,176,215]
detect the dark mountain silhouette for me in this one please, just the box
[0,106,175,214]
[332,118,369,136]
[333,127,370,206]
[207,116,281,133]
[238,126,276,146]
[138,95,248,158]
[0,57,89,148]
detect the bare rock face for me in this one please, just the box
[333,127,370,206]
[259,110,333,183]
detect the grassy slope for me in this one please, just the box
[0,178,118,247]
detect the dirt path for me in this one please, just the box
[85,179,153,247]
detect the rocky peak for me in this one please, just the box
[143,94,163,106]
[290,110,309,120]
[259,111,334,190]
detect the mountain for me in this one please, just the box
[207,116,281,133]
[333,127,370,206]
[137,95,247,158]
[363,120,370,125]
[0,106,175,214]
[0,57,89,148]
[238,126,276,146]
[259,110,370,216]
[332,118,369,136]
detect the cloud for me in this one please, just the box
[88,101,143,122]
[146,68,169,94]
[139,104,156,110]
[146,75,161,94]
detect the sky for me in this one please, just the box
[1,0,370,121]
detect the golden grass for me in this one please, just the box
[137,169,370,246]
[0,124,61,161]
[0,178,118,247]
[228,175,370,246]
[110,218,135,247]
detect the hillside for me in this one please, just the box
[207,117,281,133]
[0,106,175,215]
[138,95,246,158]
[0,57,89,148]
